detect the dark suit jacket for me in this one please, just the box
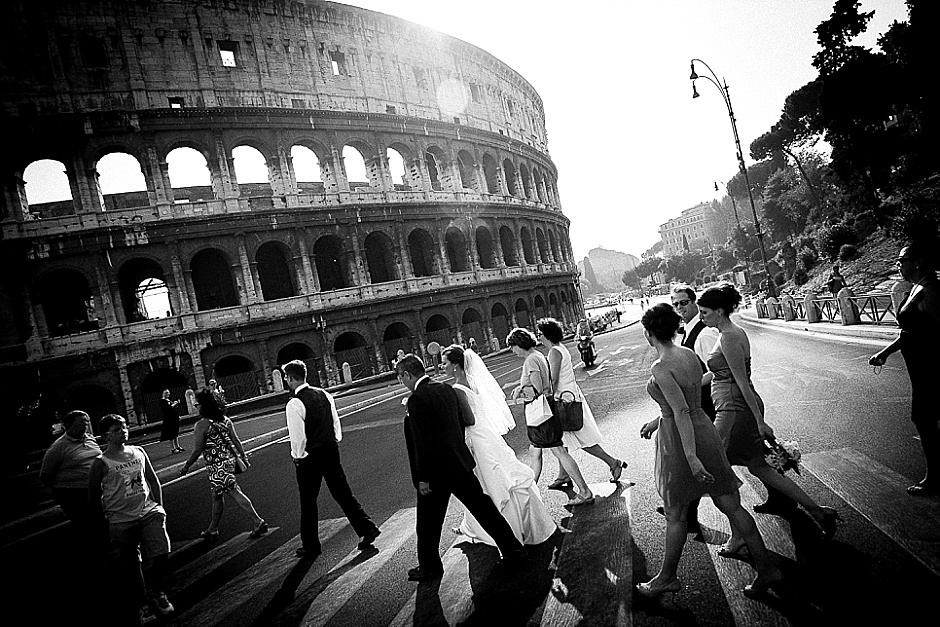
[404,378,475,489]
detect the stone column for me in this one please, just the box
[93,256,119,326]
[169,245,192,314]
[436,225,451,274]
[330,146,350,192]
[301,229,321,292]
[116,360,140,425]
[407,157,430,191]
[236,235,260,303]
[396,224,414,279]
[1,172,29,221]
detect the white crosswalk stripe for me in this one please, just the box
[153,447,940,625]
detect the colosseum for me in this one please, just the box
[0,0,581,452]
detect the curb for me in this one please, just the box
[737,308,897,344]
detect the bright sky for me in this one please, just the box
[339,0,908,259]
[22,0,908,262]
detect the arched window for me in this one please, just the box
[515,298,531,329]
[118,258,171,322]
[256,242,296,301]
[313,235,349,291]
[38,269,98,336]
[190,249,239,310]
[424,314,453,352]
[334,331,375,381]
[461,308,485,354]
[343,145,369,190]
[536,228,550,263]
[520,227,536,264]
[291,145,324,195]
[364,231,399,283]
[232,145,270,184]
[212,355,259,402]
[387,148,407,188]
[456,150,481,192]
[166,147,213,202]
[482,154,501,194]
[475,227,497,269]
[490,303,510,348]
[277,342,320,387]
[519,163,532,199]
[23,159,74,217]
[499,226,519,266]
[408,229,439,277]
[139,369,189,426]
[96,152,147,210]
[502,159,520,197]
[445,228,469,272]
[382,322,414,365]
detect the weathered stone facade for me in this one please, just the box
[0,0,580,451]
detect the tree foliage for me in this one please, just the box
[662,251,705,285]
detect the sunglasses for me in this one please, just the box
[672,299,691,308]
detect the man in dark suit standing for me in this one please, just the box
[283,360,380,559]
[395,354,526,581]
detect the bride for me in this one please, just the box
[442,344,557,546]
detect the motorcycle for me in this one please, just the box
[577,335,596,367]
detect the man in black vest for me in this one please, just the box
[395,354,526,581]
[283,360,380,559]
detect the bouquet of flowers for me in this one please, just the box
[764,437,801,475]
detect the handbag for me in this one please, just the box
[555,390,584,431]
[522,386,553,427]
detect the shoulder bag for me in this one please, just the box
[555,389,584,431]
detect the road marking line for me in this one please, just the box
[166,526,282,596]
[300,507,417,625]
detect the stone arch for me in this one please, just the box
[408,227,440,277]
[475,226,497,269]
[445,227,470,272]
[424,313,454,351]
[94,151,148,210]
[23,159,75,218]
[534,294,547,320]
[382,321,414,365]
[548,230,560,262]
[231,144,271,185]
[117,257,172,322]
[212,354,260,402]
[514,297,532,329]
[139,368,189,426]
[37,267,98,336]
[364,231,400,284]
[342,143,372,190]
[166,146,214,200]
[276,342,320,387]
[520,226,536,264]
[482,153,501,194]
[499,225,519,267]
[456,149,481,192]
[461,307,485,354]
[386,147,407,187]
[291,144,324,195]
[549,292,560,318]
[502,158,520,198]
[334,331,375,382]
[519,162,533,199]
[533,168,547,203]
[313,234,352,291]
[63,384,119,435]
[491,301,511,348]
[425,145,449,191]
[536,228,550,263]
[190,248,239,311]
[256,241,296,301]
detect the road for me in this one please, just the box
[6,315,939,625]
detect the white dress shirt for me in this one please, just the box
[286,382,343,460]
[685,312,720,362]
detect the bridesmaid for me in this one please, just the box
[698,283,841,548]
[638,303,781,598]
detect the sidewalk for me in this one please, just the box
[737,305,898,344]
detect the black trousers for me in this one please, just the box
[416,470,523,572]
[907,358,940,484]
[294,444,376,552]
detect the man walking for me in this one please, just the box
[283,360,380,560]
[88,414,174,623]
[395,354,526,581]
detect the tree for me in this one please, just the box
[715,247,738,273]
[621,269,642,291]
[662,251,705,285]
[634,257,662,286]
[582,256,599,292]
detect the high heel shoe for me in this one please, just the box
[742,570,784,598]
[636,579,681,599]
[817,507,842,541]
[610,460,628,483]
[249,520,268,539]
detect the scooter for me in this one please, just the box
[577,335,596,367]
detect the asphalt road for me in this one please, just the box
[6,314,938,625]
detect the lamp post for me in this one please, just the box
[691,59,775,297]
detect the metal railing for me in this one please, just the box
[756,293,898,326]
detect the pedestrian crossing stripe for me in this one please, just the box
[148,447,940,625]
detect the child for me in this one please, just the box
[89,414,174,623]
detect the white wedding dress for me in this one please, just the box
[453,351,556,546]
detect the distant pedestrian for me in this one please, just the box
[89,414,174,623]
[283,359,380,560]
[159,389,183,453]
[870,242,940,496]
[827,265,847,295]
[468,337,479,353]
[39,410,106,545]
[180,390,267,541]
[209,379,227,409]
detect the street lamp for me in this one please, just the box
[691,59,776,298]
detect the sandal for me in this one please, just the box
[566,493,595,507]
[610,460,627,483]
[717,543,749,559]
[548,477,573,490]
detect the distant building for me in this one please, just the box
[659,202,722,257]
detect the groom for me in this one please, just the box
[395,354,526,581]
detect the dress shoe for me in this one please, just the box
[357,527,381,550]
[248,520,268,539]
[296,547,321,560]
[407,566,443,581]
[199,529,219,541]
